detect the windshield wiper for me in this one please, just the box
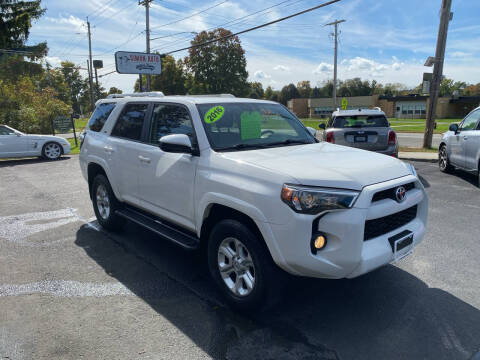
[215,143,269,152]
[264,139,312,147]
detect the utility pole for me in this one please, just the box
[94,66,99,99]
[139,0,152,91]
[86,18,95,108]
[423,0,452,148]
[325,19,345,109]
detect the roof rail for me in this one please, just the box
[106,91,165,98]
[182,94,235,98]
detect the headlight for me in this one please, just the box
[281,184,360,214]
[405,162,417,177]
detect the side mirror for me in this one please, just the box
[306,127,316,137]
[159,134,193,154]
[318,123,326,130]
[449,123,459,133]
[73,114,80,119]
[15,132,22,137]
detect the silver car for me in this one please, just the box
[439,106,480,187]
[319,108,399,157]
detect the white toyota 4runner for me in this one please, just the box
[80,92,428,309]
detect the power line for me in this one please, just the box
[163,0,341,55]
[149,0,229,30]
[86,0,120,21]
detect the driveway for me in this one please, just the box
[0,158,479,359]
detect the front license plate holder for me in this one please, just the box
[355,136,367,142]
[388,230,414,263]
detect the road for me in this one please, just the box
[0,158,479,359]
[397,133,442,148]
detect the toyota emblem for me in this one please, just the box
[395,186,406,203]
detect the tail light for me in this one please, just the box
[326,131,335,143]
[388,130,396,145]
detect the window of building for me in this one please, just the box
[87,102,116,132]
[111,103,148,141]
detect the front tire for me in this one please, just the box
[207,219,280,311]
[439,144,454,173]
[42,142,62,160]
[92,174,125,231]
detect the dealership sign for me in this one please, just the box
[115,51,162,75]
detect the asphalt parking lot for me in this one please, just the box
[1,157,479,360]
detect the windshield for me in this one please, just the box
[332,115,388,128]
[196,102,315,151]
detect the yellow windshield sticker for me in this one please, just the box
[204,106,225,124]
[240,111,262,140]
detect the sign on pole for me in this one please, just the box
[341,97,348,110]
[115,51,162,75]
[53,115,72,133]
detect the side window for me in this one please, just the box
[460,110,480,131]
[111,103,149,141]
[0,126,15,135]
[87,102,116,132]
[149,104,194,145]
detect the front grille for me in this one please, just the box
[371,182,415,202]
[364,205,417,241]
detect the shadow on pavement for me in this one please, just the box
[75,222,480,360]
[0,156,71,167]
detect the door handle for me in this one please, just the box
[138,155,151,163]
[463,136,468,140]
[104,146,114,153]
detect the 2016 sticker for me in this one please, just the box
[204,106,225,123]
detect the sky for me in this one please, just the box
[28,0,480,93]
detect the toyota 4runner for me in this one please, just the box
[80,92,428,309]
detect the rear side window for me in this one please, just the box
[111,103,149,141]
[87,102,116,132]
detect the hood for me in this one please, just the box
[27,134,68,143]
[220,143,411,191]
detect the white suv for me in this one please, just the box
[80,93,428,309]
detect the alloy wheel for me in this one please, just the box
[439,146,448,170]
[217,237,256,297]
[44,143,61,159]
[96,184,111,220]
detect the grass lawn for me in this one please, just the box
[75,118,88,132]
[399,146,438,153]
[67,138,80,155]
[300,118,461,134]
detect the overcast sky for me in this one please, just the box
[28,0,480,93]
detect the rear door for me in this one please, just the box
[136,102,199,230]
[107,102,151,204]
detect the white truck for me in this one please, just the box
[79,93,428,309]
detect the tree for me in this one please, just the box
[264,85,273,100]
[464,83,480,96]
[185,28,249,96]
[108,87,122,95]
[297,80,312,98]
[248,81,264,99]
[311,86,321,98]
[0,0,47,81]
[134,55,186,95]
[279,83,300,105]
[439,77,467,97]
[59,61,88,114]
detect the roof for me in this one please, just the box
[379,94,428,101]
[332,108,385,116]
[449,96,480,104]
[97,94,277,106]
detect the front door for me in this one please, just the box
[453,110,480,169]
[0,126,26,157]
[137,103,198,230]
[463,110,480,170]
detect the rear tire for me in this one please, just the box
[92,174,125,231]
[207,219,281,311]
[439,145,454,173]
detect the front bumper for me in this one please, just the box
[265,175,427,279]
[61,142,71,155]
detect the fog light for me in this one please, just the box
[313,235,326,250]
